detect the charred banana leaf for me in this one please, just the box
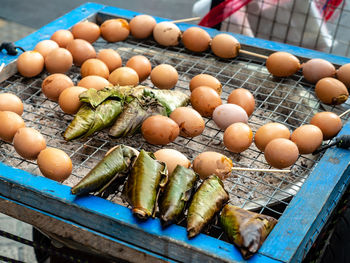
[71,145,139,195]
[220,204,278,259]
[159,165,198,227]
[123,150,168,220]
[187,175,229,238]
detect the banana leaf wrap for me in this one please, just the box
[187,175,229,238]
[123,149,168,220]
[159,165,198,227]
[220,204,278,259]
[71,145,139,196]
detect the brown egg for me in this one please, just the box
[130,15,156,39]
[224,122,253,153]
[45,48,73,74]
[0,93,23,115]
[264,138,299,169]
[37,147,72,182]
[58,86,87,114]
[189,74,222,94]
[154,148,191,175]
[182,27,211,52]
[170,107,205,137]
[108,67,139,86]
[0,111,25,143]
[17,51,44,77]
[310,112,342,140]
[211,34,240,59]
[34,40,59,58]
[150,64,178,89]
[126,55,152,82]
[50,30,74,48]
[141,115,179,145]
[80,59,109,79]
[315,77,349,105]
[192,151,233,180]
[337,63,350,90]
[302,59,336,83]
[291,125,323,154]
[42,74,74,101]
[71,21,100,43]
[227,88,255,116]
[212,104,248,130]
[100,19,130,42]
[153,22,181,46]
[97,49,122,72]
[266,52,300,77]
[78,75,112,91]
[254,123,291,152]
[13,127,46,160]
[190,86,222,117]
[66,39,96,66]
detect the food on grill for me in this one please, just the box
[50,29,74,48]
[123,150,167,220]
[58,86,87,115]
[153,21,181,47]
[37,148,72,182]
[315,77,349,105]
[224,122,253,153]
[45,47,73,74]
[190,86,222,117]
[13,127,46,160]
[126,55,152,82]
[17,51,44,78]
[41,74,74,101]
[97,49,122,72]
[129,14,156,39]
[71,21,100,44]
[187,175,229,238]
[34,40,59,58]
[159,165,198,227]
[291,125,323,154]
[100,19,130,43]
[210,33,240,59]
[254,123,291,152]
[80,58,109,79]
[150,64,178,89]
[154,148,191,175]
[336,63,350,89]
[66,39,96,66]
[266,52,300,77]
[212,104,248,130]
[78,75,112,91]
[169,107,205,137]
[310,112,342,140]
[302,58,336,83]
[227,88,255,116]
[0,93,23,115]
[0,111,25,143]
[182,27,211,53]
[264,138,299,169]
[71,145,138,195]
[189,74,222,94]
[108,67,139,86]
[220,204,278,259]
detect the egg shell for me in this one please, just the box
[315,77,349,105]
[189,74,222,94]
[182,27,211,52]
[0,93,23,115]
[45,48,73,74]
[0,111,25,143]
[190,86,222,117]
[153,22,181,47]
[150,64,178,89]
[126,55,152,82]
[254,122,291,152]
[34,40,59,58]
[17,51,44,78]
[13,127,46,160]
[302,59,336,83]
[213,104,248,130]
[264,138,299,169]
[66,39,96,66]
[78,75,112,91]
[41,74,74,101]
[141,115,179,145]
[97,49,122,72]
[192,151,233,180]
[310,112,342,140]
[108,67,139,86]
[71,21,100,43]
[130,15,156,39]
[100,19,130,42]
[291,125,323,154]
[80,58,109,79]
[50,30,74,48]
[266,52,300,77]
[169,107,205,137]
[211,34,240,59]
[337,63,350,90]
[154,148,191,175]
[224,122,253,153]
[227,88,255,116]
[37,147,72,182]
[58,86,87,114]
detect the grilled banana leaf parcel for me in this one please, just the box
[71,145,139,196]
[123,150,168,220]
[220,205,277,259]
[159,165,198,227]
[187,175,229,238]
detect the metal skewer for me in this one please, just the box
[171,17,201,23]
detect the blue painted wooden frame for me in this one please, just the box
[1,2,350,262]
